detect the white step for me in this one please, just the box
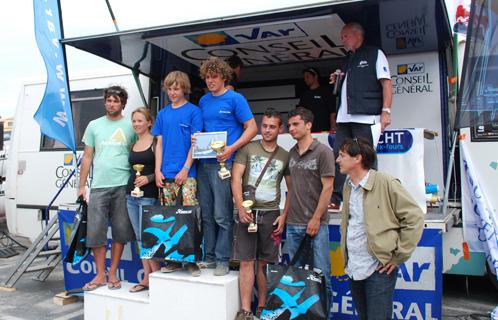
[84,281,150,319]
[84,269,240,320]
[149,269,240,320]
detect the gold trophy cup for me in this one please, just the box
[131,164,145,197]
[242,200,257,233]
[210,140,231,179]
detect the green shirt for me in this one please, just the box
[82,116,136,188]
[234,140,289,210]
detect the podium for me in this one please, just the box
[84,269,240,320]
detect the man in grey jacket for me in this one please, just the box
[336,137,423,320]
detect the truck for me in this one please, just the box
[5,0,498,318]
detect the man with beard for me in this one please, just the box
[231,108,291,320]
[78,85,136,291]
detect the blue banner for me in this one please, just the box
[33,0,75,151]
[58,207,143,291]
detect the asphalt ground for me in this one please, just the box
[0,219,496,320]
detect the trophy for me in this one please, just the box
[210,140,231,179]
[131,164,145,197]
[242,200,257,233]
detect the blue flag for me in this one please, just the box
[33,0,76,151]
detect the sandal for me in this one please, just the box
[108,280,122,290]
[129,284,149,293]
[82,282,106,291]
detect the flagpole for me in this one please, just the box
[56,0,79,209]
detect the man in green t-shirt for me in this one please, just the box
[231,108,291,320]
[78,86,136,291]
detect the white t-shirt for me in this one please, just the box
[336,50,391,124]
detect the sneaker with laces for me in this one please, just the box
[235,310,254,320]
[213,264,229,276]
[255,306,265,318]
[197,261,216,269]
[160,261,182,273]
[186,263,201,277]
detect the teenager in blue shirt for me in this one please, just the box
[197,57,257,276]
[153,71,203,276]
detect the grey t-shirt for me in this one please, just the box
[234,140,289,210]
[287,140,335,225]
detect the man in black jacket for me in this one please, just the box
[329,22,393,211]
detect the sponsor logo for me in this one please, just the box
[397,63,425,75]
[63,153,74,166]
[176,208,192,215]
[186,32,239,47]
[377,130,413,154]
[357,60,368,68]
[306,274,322,283]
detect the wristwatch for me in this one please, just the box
[382,108,391,114]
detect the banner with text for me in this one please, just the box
[33,0,75,151]
[460,140,498,276]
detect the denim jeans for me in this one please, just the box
[197,162,234,266]
[285,224,332,318]
[349,269,398,320]
[126,195,158,241]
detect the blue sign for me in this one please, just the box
[377,130,414,154]
[58,208,142,291]
[33,0,76,151]
[328,225,442,319]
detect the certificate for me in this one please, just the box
[192,131,227,159]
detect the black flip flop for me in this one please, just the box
[129,284,149,293]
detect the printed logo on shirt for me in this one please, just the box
[179,123,190,128]
[102,128,128,146]
[313,95,322,99]
[289,158,317,171]
[219,110,232,114]
[357,60,369,68]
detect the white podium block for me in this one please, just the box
[84,282,150,320]
[149,269,240,320]
[83,269,240,320]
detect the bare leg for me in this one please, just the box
[90,246,107,284]
[256,261,269,308]
[141,259,160,286]
[239,260,255,312]
[108,242,125,283]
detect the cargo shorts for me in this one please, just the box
[86,185,135,247]
[232,209,281,263]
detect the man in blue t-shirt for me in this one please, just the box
[197,57,257,276]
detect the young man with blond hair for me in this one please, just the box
[153,70,203,276]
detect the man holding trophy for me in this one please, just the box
[197,57,257,276]
[231,108,291,320]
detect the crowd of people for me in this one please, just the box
[77,22,424,320]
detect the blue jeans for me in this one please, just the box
[285,224,332,318]
[197,162,234,266]
[126,195,158,241]
[349,270,398,320]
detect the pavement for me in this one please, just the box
[0,219,497,320]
